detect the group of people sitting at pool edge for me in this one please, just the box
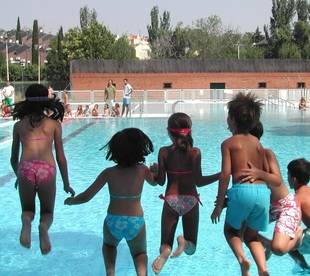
[9,83,310,276]
[63,78,133,118]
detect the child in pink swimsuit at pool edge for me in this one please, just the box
[151,112,220,274]
[10,84,75,254]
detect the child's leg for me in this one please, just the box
[288,249,310,269]
[103,221,120,276]
[271,228,303,255]
[152,203,179,274]
[172,203,199,257]
[224,223,251,276]
[37,177,56,255]
[257,233,273,260]
[127,224,147,276]
[18,177,36,248]
[243,227,269,276]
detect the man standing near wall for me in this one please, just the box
[2,81,15,114]
[104,79,116,115]
[121,78,133,117]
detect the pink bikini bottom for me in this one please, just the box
[18,160,56,188]
[160,194,202,216]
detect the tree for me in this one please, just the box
[16,17,22,44]
[147,6,160,44]
[147,6,172,58]
[110,36,136,61]
[80,6,97,29]
[266,0,296,57]
[46,26,69,89]
[31,20,39,65]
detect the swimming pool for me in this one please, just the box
[1,104,310,276]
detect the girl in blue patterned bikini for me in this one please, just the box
[65,128,157,276]
[151,112,220,274]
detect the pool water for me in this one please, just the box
[1,104,310,276]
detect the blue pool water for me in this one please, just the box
[1,104,310,276]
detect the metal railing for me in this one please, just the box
[53,88,306,116]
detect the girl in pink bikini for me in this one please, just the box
[151,112,220,274]
[10,84,75,254]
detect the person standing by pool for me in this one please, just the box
[2,81,15,115]
[211,93,270,276]
[10,84,75,254]
[104,79,116,115]
[65,128,157,276]
[121,78,133,117]
[151,112,220,274]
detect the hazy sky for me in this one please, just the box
[2,0,272,35]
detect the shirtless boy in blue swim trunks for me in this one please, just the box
[211,93,270,276]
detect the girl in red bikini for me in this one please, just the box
[10,84,75,254]
[151,112,220,274]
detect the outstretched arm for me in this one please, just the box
[144,165,158,186]
[54,122,75,196]
[193,148,220,187]
[65,170,107,205]
[154,148,167,186]
[211,142,231,224]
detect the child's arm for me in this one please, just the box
[10,124,20,186]
[64,170,107,205]
[154,148,167,186]
[240,150,282,187]
[144,165,158,186]
[197,173,221,187]
[54,121,75,196]
[193,148,221,187]
[211,141,231,224]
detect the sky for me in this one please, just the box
[1,0,272,35]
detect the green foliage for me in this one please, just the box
[31,20,39,65]
[278,42,301,58]
[16,17,22,44]
[80,6,97,29]
[46,27,69,89]
[110,36,136,61]
[296,0,309,21]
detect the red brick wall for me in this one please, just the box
[71,72,310,90]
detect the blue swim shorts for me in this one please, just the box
[123,97,130,105]
[225,183,271,231]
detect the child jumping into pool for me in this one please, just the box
[151,112,220,274]
[240,122,302,257]
[211,93,270,276]
[10,84,75,254]
[65,128,157,276]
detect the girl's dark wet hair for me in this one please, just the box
[12,84,64,127]
[228,92,263,134]
[250,121,264,140]
[104,128,153,167]
[168,112,193,152]
[287,158,310,184]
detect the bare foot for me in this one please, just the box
[259,271,270,276]
[241,259,251,276]
[152,247,171,274]
[20,221,31,248]
[39,225,51,255]
[171,235,186,258]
